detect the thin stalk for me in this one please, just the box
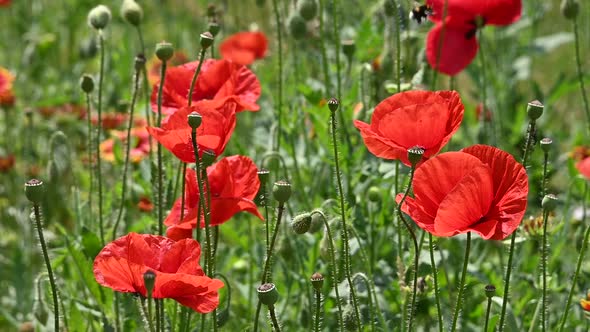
[352,273,375,332]
[573,18,590,133]
[85,92,94,218]
[318,0,331,93]
[429,233,444,332]
[155,299,161,332]
[478,31,495,145]
[541,209,549,332]
[329,105,361,331]
[187,48,208,106]
[313,288,322,332]
[450,232,472,332]
[483,295,493,332]
[96,30,106,245]
[542,149,549,197]
[135,25,154,162]
[112,59,142,240]
[558,182,590,331]
[139,297,156,332]
[33,204,59,332]
[396,167,418,331]
[271,0,283,152]
[268,305,282,332]
[156,60,167,236]
[147,296,153,330]
[180,164,187,220]
[392,0,401,92]
[431,0,449,89]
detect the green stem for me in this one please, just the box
[187,48,208,107]
[313,288,322,332]
[541,209,549,332]
[33,204,59,332]
[392,0,401,93]
[96,30,106,246]
[573,18,590,134]
[352,273,375,332]
[450,232,472,332]
[431,0,449,89]
[155,298,161,332]
[85,92,94,219]
[558,182,589,331]
[269,305,282,332]
[483,296,493,332]
[271,0,283,152]
[429,233,444,332]
[139,297,156,332]
[329,106,361,331]
[318,0,331,93]
[180,164,187,220]
[112,58,142,240]
[156,60,167,236]
[135,25,154,162]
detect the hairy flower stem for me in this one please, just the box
[353,273,375,332]
[85,92,94,218]
[313,287,322,332]
[499,118,536,331]
[483,295,493,332]
[271,0,283,152]
[268,305,282,332]
[451,232,472,331]
[32,204,59,332]
[187,48,207,107]
[429,234,444,332]
[329,106,361,331]
[112,58,142,240]
[139,297,156,332]
[135,26,154,162]
[559,182,589,331]
[154,298,161,332]
[312,210,344,331]
[156,59,167,236]
[180,164,187,220]
[396,166,418,331]
[96,30,106,246]
[572,18,590,134]
[541,208,550,332]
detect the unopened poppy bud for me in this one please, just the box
[25,179,45,204]
[200,32,215,50]
[367,186,381,203]
[542,194,558,212]
[297,0,318,21]
[208,22,221,37]
[288,14,308,40]
[216,308,230,327]
[187,111,202,129]
[273,180,292,203]
[155,42,174,62]
[143,270,156,298]
[540,137,552,154]
[88,5,112,30]
[342,40,355,60]
[201,150,216,167]
[328,97,339,113]
[80,74,94,93]
[292,212,312,234]
[310,272,324,291]
[484,284,496,298]
[121,0,143,26]
[257,168,270,184]
[408,146,425,167]
[257,283,279,306]
[134,54,146,71]
[527,100,544,121]
[561,0,579,20]
[308,212,324,233]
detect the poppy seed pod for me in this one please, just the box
[257,283,279,306]
[328,97,339,113]
[187,111,202,129]
[155,42,174,62]
[367,186,381,203]
[273,180,292,203]
[288,14,308,40]
[134,54,146,71]
[121,0,143,26]
[540,138,552,154]
[484,284,496,298]
[200,32,215,50]
[408,146,425,167]
[201,150,216,167]
[310,272,324,291]
[208,22,221,37]
[87,5,112,30]
[25,179,45,204]
[80,74,94,93]
[297,0,318,21]
[292,213,312,234]
[143,270,156,298]
[342,39,356,61]
[561,0,579,20]
[527,100,544,121]
[542,194,558,213]
[257,168,270,184]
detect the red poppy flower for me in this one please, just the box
[93,233,224,313]
[220,31,268,66]
[147,100,236,163]
[92,112,128,130]
[353,90,464,166]
[166,155,264,241]
[0,0,10,7]
[150,59,261,116]
[0,66,15,107]
[137,196,154,212]
[100,127,153,163]
[425,0,522,75]
[0,153,15,172]
[397,144,528,240]
[581,292,590,312]
[147,50,190,86]
[576,157,590,180]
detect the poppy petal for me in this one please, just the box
[155,274,224,313]
[426,22,478,76]
[576,157,590,180]
[220,31,268,66]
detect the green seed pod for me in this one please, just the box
[187,111,202,129]
[121,0,143,26]
[257,283,279,306]
[79,36,98,59]
[257,169,270,184]
[292,212,312,234]
[327,97,339,113]
[88,5,112,30]
[542,194,558,212]
[310,272,324,291]
[288,14,308,40]
[273,180,292,203]
[209,22,221,37]
[25,179,45,204]
[155,41,174,62]
[216,308,230,327]
[561,0,579,20]
[367,186,381,203]
[540,137,552,154]
[297,0,318,21]
[80,74,94,93]
[201,150,216,167]
[134,54,146,71]
[200,31,215,50]
[143,270,156,298]
[484,284,496,298]
[408,146,425,167]
[526,100,544,121]
[342,39,356,61]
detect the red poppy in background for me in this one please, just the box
[220,31,268,66]
[0,153,15,172]
[147,100,236,163]
[0,66,15,107]
[93,233,224,313]
[425,0,522,75]
[0,0,10,7]
[576,157,590,180]
[353,90,464,166]
[150,59,261,116]
[166,155,263,241]
[397,144,528,240]
[147,50,190,86]
[100,127,153,163]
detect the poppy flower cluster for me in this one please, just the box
[354,90,464,166]
[93,233,223,313]
[100,126,153,163]
[0,66,15,107]
[425,0,522,75]
[165,155,264,241]
[220,31,268,66]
